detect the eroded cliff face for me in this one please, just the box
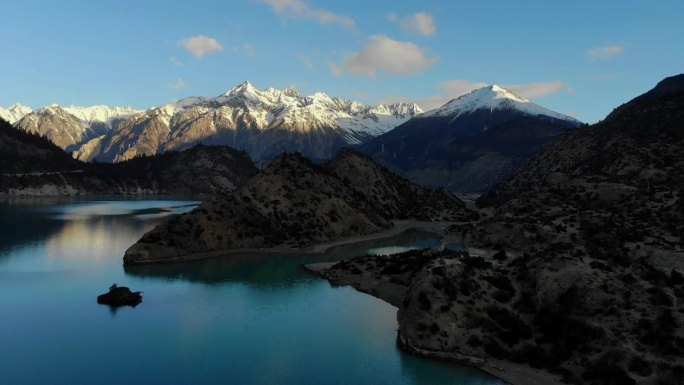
[124,149,476,264]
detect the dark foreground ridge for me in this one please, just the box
[313,75,684,385]
[0,117,258,197]
[124,149,476,264]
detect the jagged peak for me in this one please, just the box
[282,86,301,98]
[8,103,32,111]
[224,80,259,97]
[375,101,424,116]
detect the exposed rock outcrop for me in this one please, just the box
[97,284,142,307]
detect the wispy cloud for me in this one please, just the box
[587,74,618,81]
[329,62,343,77]
[297,54,314,70]
[179,35,223,58]
[586,45,625,61]
[385,13,399,22]
[380,79,568,111]
[169,78,187,90]
[342,36,438,78]
[243,43,257,58]
[169,57,184,67]
[400,12,436,37]
[507,81,566,99]
[261,0,355,28]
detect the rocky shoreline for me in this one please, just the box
[124,220,454,265]
[306,249,566,385]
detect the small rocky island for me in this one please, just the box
[97,284,143,307]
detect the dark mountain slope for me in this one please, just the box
[0,118,80,173]
[359,86,581,193]
[444,75,684,383]
[1,116,258,197]
[124,149,476,264]
[314,75,684,385]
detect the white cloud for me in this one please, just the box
[180,35,224,58]
[401,12,436,37]
[329,62,343,76]
[382,79,568,111]
[586,45,625,61]
[262,0,355,28]
[343,36,438,78]
[440,79,489,98]
[169,78,187,90]
[385,13,399,22]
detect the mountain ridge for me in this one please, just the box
[123,148,476,265]
[360,84,582,193]
[0,117,258,197]
[6,82,423,164]
[313,74,684,385]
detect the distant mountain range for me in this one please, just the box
[4,82,583,193]
[5,82,422,163]
[359,85,582,192]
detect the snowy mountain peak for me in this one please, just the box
[379,102,424,116]
[282,86,301,98]
[423,85,578,123]
[225,81,258,97]
[9,103,32,113]
[0,103,33,124]
[488,85,529,103]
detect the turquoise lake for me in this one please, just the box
[0,198,503,385]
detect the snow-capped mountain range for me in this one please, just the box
[9,104,140,151]
[0,103,33,124]
[4,81,422,163]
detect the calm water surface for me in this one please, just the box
[0,198,502,385]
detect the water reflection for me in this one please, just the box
[125,230,442,287]
[399,350,504,385]
[0,198,198,261]
[43,200,200,220]
[46,217,155,261]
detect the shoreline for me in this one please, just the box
[305,257,565,385]
[124,220,458,265]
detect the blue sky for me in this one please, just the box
[1,0,682,122]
